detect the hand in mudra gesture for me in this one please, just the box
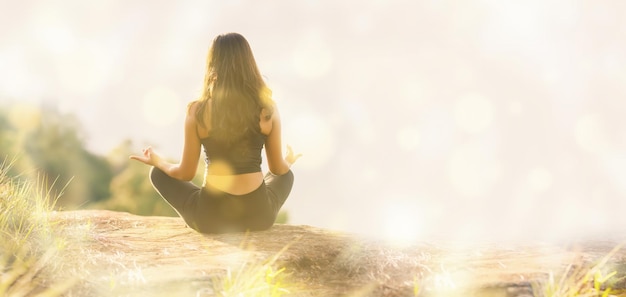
[285,145,302,167]
[129,146,163,167]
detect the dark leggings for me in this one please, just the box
[149,167,294,234]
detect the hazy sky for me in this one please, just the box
[2,0,626,242]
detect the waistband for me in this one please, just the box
[202,180,267,198]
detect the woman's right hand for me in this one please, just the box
[285,145,302,167]
[129,146,162,167]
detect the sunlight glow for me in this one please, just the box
[141,87,182,127]
[447,142,500,197]
[384,204,420,245]
[160,44,188,68]
[527,167,553,192]
[508,101,523,115]
[34,24,76,54]
[8,104,41,132]
[349,13,373,35]
[283,114,334,170]
[0,47,33,98]
[550,194,587,238]
[541,68,561,85]
[292,31,333,79]
[205,161,234,190]
[30,6,77,54]
[396,125,420,151]
[402,76,430,107]
[55,46,110,95]
[453,93,493,134]
[268,83,287,103]
[429,269,457,291]
[174,1,215,33]
[337,99,376,144]
[575,114,610,154]
[360,167,377,183]
[423,267,473,297]
[602,154,626,195]
[3,0,624,243]
[481,1,546,53]
[416,109,455,159]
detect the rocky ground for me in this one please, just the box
[48,210,626,297]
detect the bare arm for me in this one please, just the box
[130,103,201,181]
[264,107,301,175]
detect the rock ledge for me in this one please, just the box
[51,210,626,297]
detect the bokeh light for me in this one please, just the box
[2,1,626,242]
[384,203,421,245]
[453,93,494,134]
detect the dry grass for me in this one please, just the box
[209,243,293,297]
[534,243,626,297]
[47,211,303,297]
[0,159,77,296]
[49,210,626,297]
[3,157,626,297]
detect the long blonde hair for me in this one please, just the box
[195,33,273,144]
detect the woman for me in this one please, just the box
[130,33,300,234]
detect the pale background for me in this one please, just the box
[2,0,625,242]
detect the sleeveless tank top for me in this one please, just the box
[201,131,266,175]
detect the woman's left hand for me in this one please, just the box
[129,146,162,166]
[285,145,302,167]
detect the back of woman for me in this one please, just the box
[130,32,300,234]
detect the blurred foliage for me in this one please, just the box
[275,211,289,224]
[92,139,178,217]
[0,102,290,223]
[0,103,112,208]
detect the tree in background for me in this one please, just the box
[0,102,289,222]
[0,102,113,208]
[94,139,179,217]
[0,105,33,177]
[99,140,291,222]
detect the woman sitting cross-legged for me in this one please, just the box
[130,32,300,234]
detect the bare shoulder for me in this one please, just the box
[187,100,201,116]
[260,107,272,121]
[260,103,278,135]
[188,100,210,137]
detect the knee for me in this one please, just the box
[281,169,294,184]
[149,166,167,185]
[285,169,294,179]
[284,169,294,187]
